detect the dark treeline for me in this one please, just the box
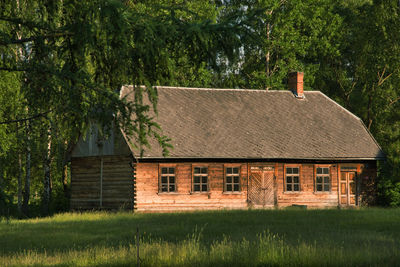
[0,0,399,217]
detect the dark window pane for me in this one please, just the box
[233,176,239,183]
[227,184,232,191]
[294,184,299,191]
[202,185,207,191]
[169,185,175,192]
[201,167,207,174]
[194,167,200,174]
[317,168,322,174]
[324,177,329,184]
[169,176,175,184]
[317,184,322,191]
[323,168,329,174]
[293,168,299,174]
[162,168,168,174]
[194,176,200,183]
[227,177,232,183]
[286,176,292,183]
[350,183,356,194]
[202,177,207,184]
[324,185,330,191]
[194,185,200,191]
[169,168,175,174]
[286,168,292,174]
[227,168,232,174]
[294,176,299,183]
[161,185,168,192]
[287,184,292,191]
[234,184,239,191]
[316,177,322,183]
[161,177,168,184]
[233,168,239,174]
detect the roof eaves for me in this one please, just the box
[137,156,385,160]
[358,119,386,158]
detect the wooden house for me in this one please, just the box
[70,72,384,211]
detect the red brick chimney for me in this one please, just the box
[288,72,304,99]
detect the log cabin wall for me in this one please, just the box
[135,161,377,211]
[71,155,133,210]
[276,163,339,208]
[135,162,248,212]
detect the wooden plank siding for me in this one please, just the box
[275,163,339,208]
[135,163,248,212]
[70,155,133,210]
[70,156,377,211]
[135,161,377,211]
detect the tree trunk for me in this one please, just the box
[62,140,75,199]
[266,22,270,83]
[265,9,273,90]
[18,149,23,214]
[42,124,52,216]
[22,121,31,216]
[17,123,23,215]
[62,158,69,198]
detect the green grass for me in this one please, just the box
[1,208,400,266]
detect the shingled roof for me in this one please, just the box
[121,86,384,160]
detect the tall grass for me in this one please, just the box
[1,208,400,266]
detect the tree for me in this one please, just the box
[0,0,248,215]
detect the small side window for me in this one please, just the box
[193,167,208,192]
[286,167,300,192]
[225,167,240,192]
[316,167,330,192]
[160,167,176,193]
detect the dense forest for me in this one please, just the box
[0,0,399,217]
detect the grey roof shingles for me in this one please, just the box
[121,86,384,160]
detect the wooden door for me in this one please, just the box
[249,167,275,207]
[340,171,357,206]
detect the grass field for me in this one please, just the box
[0,208,400,266]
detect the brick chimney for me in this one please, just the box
[288,72,304,99]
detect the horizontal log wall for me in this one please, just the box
[135,161,377,211]
[276,163,339,208]
[70,157,377,211]
[71,155,133,210]
[135,163,248,212]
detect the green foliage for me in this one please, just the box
[0,0,246,216]
[1,0,400,213]
[1,209,400,266]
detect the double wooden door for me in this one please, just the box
[340,171,357,206]
[249,166,275,207]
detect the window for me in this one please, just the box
[286,167,300,191]
[225,167,240,192]
[316,167,330,192]
[193,167,208,192]
[160,167,175,192]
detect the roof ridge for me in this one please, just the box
[155,86,322,93]
[123,85,323,93]
[156,86,266,92]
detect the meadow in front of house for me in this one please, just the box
[0,208,399,266]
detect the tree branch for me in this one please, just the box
[0,32,73,46]
[0,67,29,72]
[0,111,51,125]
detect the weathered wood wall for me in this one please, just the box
[70,157,377,211]
[135,163,248,212]
[275,163,339,208]
[70,155,133,210]
[135,161,377,211]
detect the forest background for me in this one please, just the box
[1,0,400,217]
